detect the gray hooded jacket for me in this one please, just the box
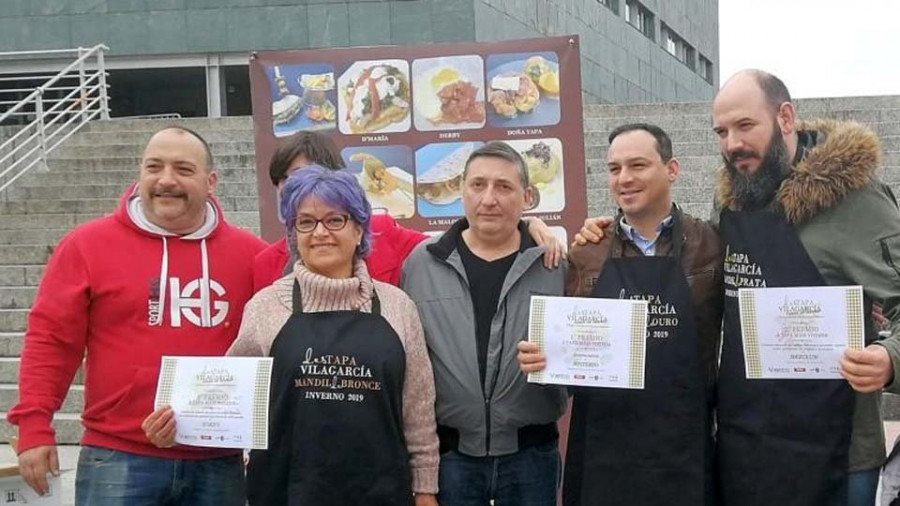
[401,219,567,457]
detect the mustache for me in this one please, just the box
[726,149,759,164]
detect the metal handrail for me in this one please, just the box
[0,44,110,193]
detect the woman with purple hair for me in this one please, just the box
[228,166,439,506]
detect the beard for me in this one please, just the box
[724,125,791,211]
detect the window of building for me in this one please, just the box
[660,23,695,71]
[699,54,714,84]
[599,0,619,15]
[625,0,655,40]
[681,45,695,70]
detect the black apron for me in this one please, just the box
[563,218,713,505]
[716,209,854,506]
[246,282,412,506]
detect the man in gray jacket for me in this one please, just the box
[402,141,567,506]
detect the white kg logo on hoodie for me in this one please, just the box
[148,276,229,328]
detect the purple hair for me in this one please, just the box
[281,165,372,258]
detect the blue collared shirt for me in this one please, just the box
[618,215,674,256]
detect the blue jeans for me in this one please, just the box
[847,467,879,506]
[75,446,245,506]
[438,442,560,506]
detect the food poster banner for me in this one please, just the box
[249,35,587,244]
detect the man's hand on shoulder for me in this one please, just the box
[573,217,614,247]
[18,444,59,496]
[840,345,894,393]
[525,217,563,269]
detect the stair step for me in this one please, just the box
[65,129,255,146]
[7,182,259,201]
[17,167,257,186]
[52,141,257,159]
[0,358,84,385]
[0,245,53,266]
[0,212,259,236]
[0,197,261,216]
[0,413,83,445]
[0,213,100,231]
[0,266,43,287]
[0,198,117,216]
[0,384,83,414]
[85,116,252,133]
[0,310,26,332]
[45,155,257,171]
[0,333,24,357]
[0,287,36,310]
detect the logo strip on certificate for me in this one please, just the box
[739,290,764,379]
[156,356,177,408]
[845,286,865,351]
[529,297,548,384]
[629,302,648,389]
[253,359,273,449]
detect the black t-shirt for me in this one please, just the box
[458,234,520,387]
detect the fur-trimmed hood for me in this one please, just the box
[715,120,883,224]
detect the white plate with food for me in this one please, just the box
[338,60,412,135]
[349,152,415,219]
[412,55,486,131]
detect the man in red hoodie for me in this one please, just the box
[253,132,563,292]
[8,126,266,505]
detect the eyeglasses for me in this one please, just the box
[294,213,351,233]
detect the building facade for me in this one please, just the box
[0,0,718,118]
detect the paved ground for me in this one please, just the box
[2,423,900,506]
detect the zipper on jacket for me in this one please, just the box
[483,299,509,456]
[484,397,491,454]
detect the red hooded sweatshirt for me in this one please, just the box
[8,185,266,459]
[252,213,427,292]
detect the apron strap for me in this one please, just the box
[292,279,382,316]
[670,210,686,259]
[292,279,304,316]
[371,289,381,316]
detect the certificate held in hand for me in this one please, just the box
[738,285,865,379]
[527,295,648,389]
[154,356,274,449]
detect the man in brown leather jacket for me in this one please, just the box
[519,123,723,506]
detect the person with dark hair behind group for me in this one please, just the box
[253,131,564,292]
[519,124,723,505]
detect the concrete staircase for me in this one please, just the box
[1,96,900,445]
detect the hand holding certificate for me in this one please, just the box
[527,296,648,389]
[739,286,864,379]
[154,356,274,449]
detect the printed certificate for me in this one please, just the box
[527,295,648,389]
[154,356,274,450]
[739,286,865,379]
